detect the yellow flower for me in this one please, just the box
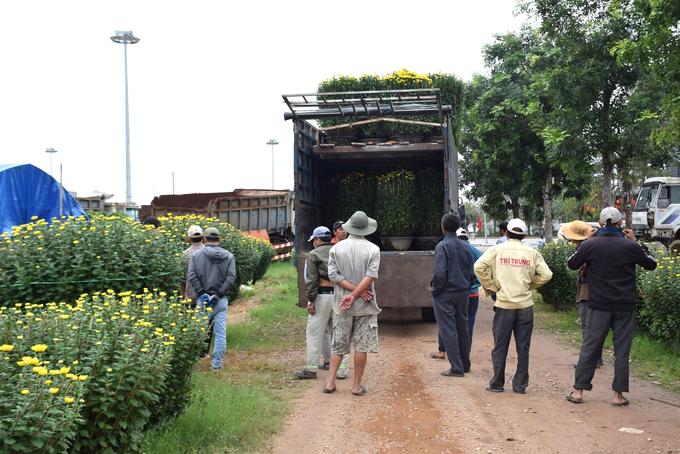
[21,389,29,395]
[73,240,79,244]
[60,366,71,374]
[23,356,40,366]
[106,368,112,372]
[78,375,88,381]
[31,344,48,352]
[0,344,14,352]
[17,361,26,367]
[49,388,60,394]
[64,397,74,403]
[72,360,78,365]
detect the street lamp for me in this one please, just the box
[267,139,279,189]
[110,30,140,204]
[45,148,57,177]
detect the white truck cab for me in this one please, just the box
[632,177,680,252]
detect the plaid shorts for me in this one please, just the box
[331,313,379,355]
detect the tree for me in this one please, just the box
[522,0,668,208]
[613,0,680,148]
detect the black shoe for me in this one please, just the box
[318,363,330,370]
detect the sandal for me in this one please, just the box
[352,385,366,396]
[566,391,583,403]
[429,351,446,359]
[323,385,336,393]
[485,384,504,393]
[293,369,317,379]
[612,396,629,407]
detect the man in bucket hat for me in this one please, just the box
[475,218,553,394]
[325,211,380,396]
[293,226,349,380]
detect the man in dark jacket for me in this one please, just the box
[430,213,476,377]
[188,227,236,372]
[566,207,657,406]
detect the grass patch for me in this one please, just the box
[533,292,680,393]
[143,260,310,453]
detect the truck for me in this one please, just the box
[139,189,294,246]
[632,177,680,253]
[282,88,461,321]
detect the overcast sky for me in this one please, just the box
[0,1,527,206]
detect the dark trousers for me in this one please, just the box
[433,290,470,374]
[438,295,479,353]
[490,306,534,392]
[574,308,635,393]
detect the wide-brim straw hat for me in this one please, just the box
[342,211,377,236]
[562,221,590,241]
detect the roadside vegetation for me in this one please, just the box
[143,260,308,454]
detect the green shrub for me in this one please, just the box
[375,169,419,237]
[0,291,206,453]
[0,215,183,307]
[536,242,578,307]
[637,244,680,344]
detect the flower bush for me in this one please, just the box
[637,244,680,344]
[375,169,419,237]
[536,241,579,307]
[0,291,206,453]
[416,168,445,236]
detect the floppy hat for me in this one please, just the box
[308,226,331,242]
[187,225,203,238]
[600,207,622,225]
[507,218,527,235]
[455,227,469,240]
[342,211,377,236]
[562,221,590,241]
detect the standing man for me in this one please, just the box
[496,222,508,245]
[293,226,349,379]
[475,218,553,393]
[325,211,380,396]
[180,225,205,307]
[566,208,656,406]
[188,227,236,372]
[429,227,482,360]
[331,220,347,244]
[430,214,476,377]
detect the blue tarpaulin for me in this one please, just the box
[0,164,87,234]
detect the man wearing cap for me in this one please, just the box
[566,208,656,406]
[180,225,205,307]
[475,218,553,393]
[331,220,348,244]
[188,227,236,372]
[293,226,349,380]
[429,214,476,377]
[325,211,380,396]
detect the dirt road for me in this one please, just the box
[268,297,680,454]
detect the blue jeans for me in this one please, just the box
[200,297,228,369]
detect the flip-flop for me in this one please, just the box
[485,384,504,393]
[612,396,629,407]
[566,391,583,403]
[441,369,465,377]
[429,352,446,359]
[323,385,336,394]
[352,385,366,396]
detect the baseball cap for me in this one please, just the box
[507,218,527,235]
[204,227,220,240]
[600,207,622,225]
[455,227,469,240]
[187,225,203,238]
[333,220,345,231]
[308,226,331,242]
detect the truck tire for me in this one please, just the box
[669,240,680,255]
[421,307,437,323]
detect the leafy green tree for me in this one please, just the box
[613,0,680,147]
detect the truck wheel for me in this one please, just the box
[421,307,437,323]
[669,240,680,255]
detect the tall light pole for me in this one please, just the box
[267,139,279,189]
[110,30,140,204]
[45,148,57,177]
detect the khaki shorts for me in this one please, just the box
[331,313,379,355]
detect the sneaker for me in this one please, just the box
[211,365,223,372]
[318,363,330,370]
[293,369,317,379]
